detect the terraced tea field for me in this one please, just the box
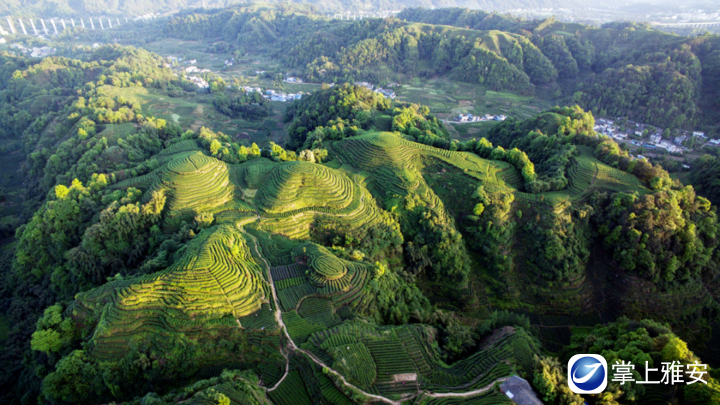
[333,132,513,197]
[71,225,268,359]
[514,146,647,208]
[299,322,537,396]
[255,162,355,214]
[267,370,313,405]
[62,129,660,404]
[571,146,648,197]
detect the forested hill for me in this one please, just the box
[129,4,720,134]
[2,31,720,403]
[397,8,720,131]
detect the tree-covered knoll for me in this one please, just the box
[531,317,720,405]
[592,186,717,284]
[688,154,720,207]
[285,84,392,149]
[210,78,271,120]
[284,83,448,150]
[485,107,594,192]
[547,317,720,405]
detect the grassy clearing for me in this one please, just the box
[100,85,286,146]
[393,76,553,120]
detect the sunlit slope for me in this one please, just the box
[248,161,387,240]
[70,225,268,359]
[255,161,355,214]
[331,132,648,208]
[114,150,250,219]
[332,132,515,200]
[333,133,649,209]
[115,145,390,239]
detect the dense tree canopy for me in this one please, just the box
[285,84,391,149]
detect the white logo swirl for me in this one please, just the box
[572,363,602,384]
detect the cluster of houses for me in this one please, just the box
[9,43,56,58]
[239,86,263,94]
[187,75,209,89]
[354,81,397,99]
[455,113,507,122]
[284,76,302,83]
[235,86,303,102]
[133,13,157,21]
[374,88,396,99]
[185,66,212,74]
[264,89,303,102]
[594,118,717,154]
[696,131,720,146]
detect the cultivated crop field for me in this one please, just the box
[71,225,268,359]
[87,126,659,403]
[298,321,537,396]
[394,76,553,120]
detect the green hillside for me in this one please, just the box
[2,5,720,405]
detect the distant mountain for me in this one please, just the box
[0,0,713,17]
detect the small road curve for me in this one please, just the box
[268,348,290,392]
[239,227,401,405]
[422,377,510,398]
[239,228,291,392]
[236,177,511,404]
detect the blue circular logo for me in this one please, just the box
[570,356,606,391]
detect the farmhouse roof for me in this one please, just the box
[500,376,543,405]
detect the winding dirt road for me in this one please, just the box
[238,194,512,404]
